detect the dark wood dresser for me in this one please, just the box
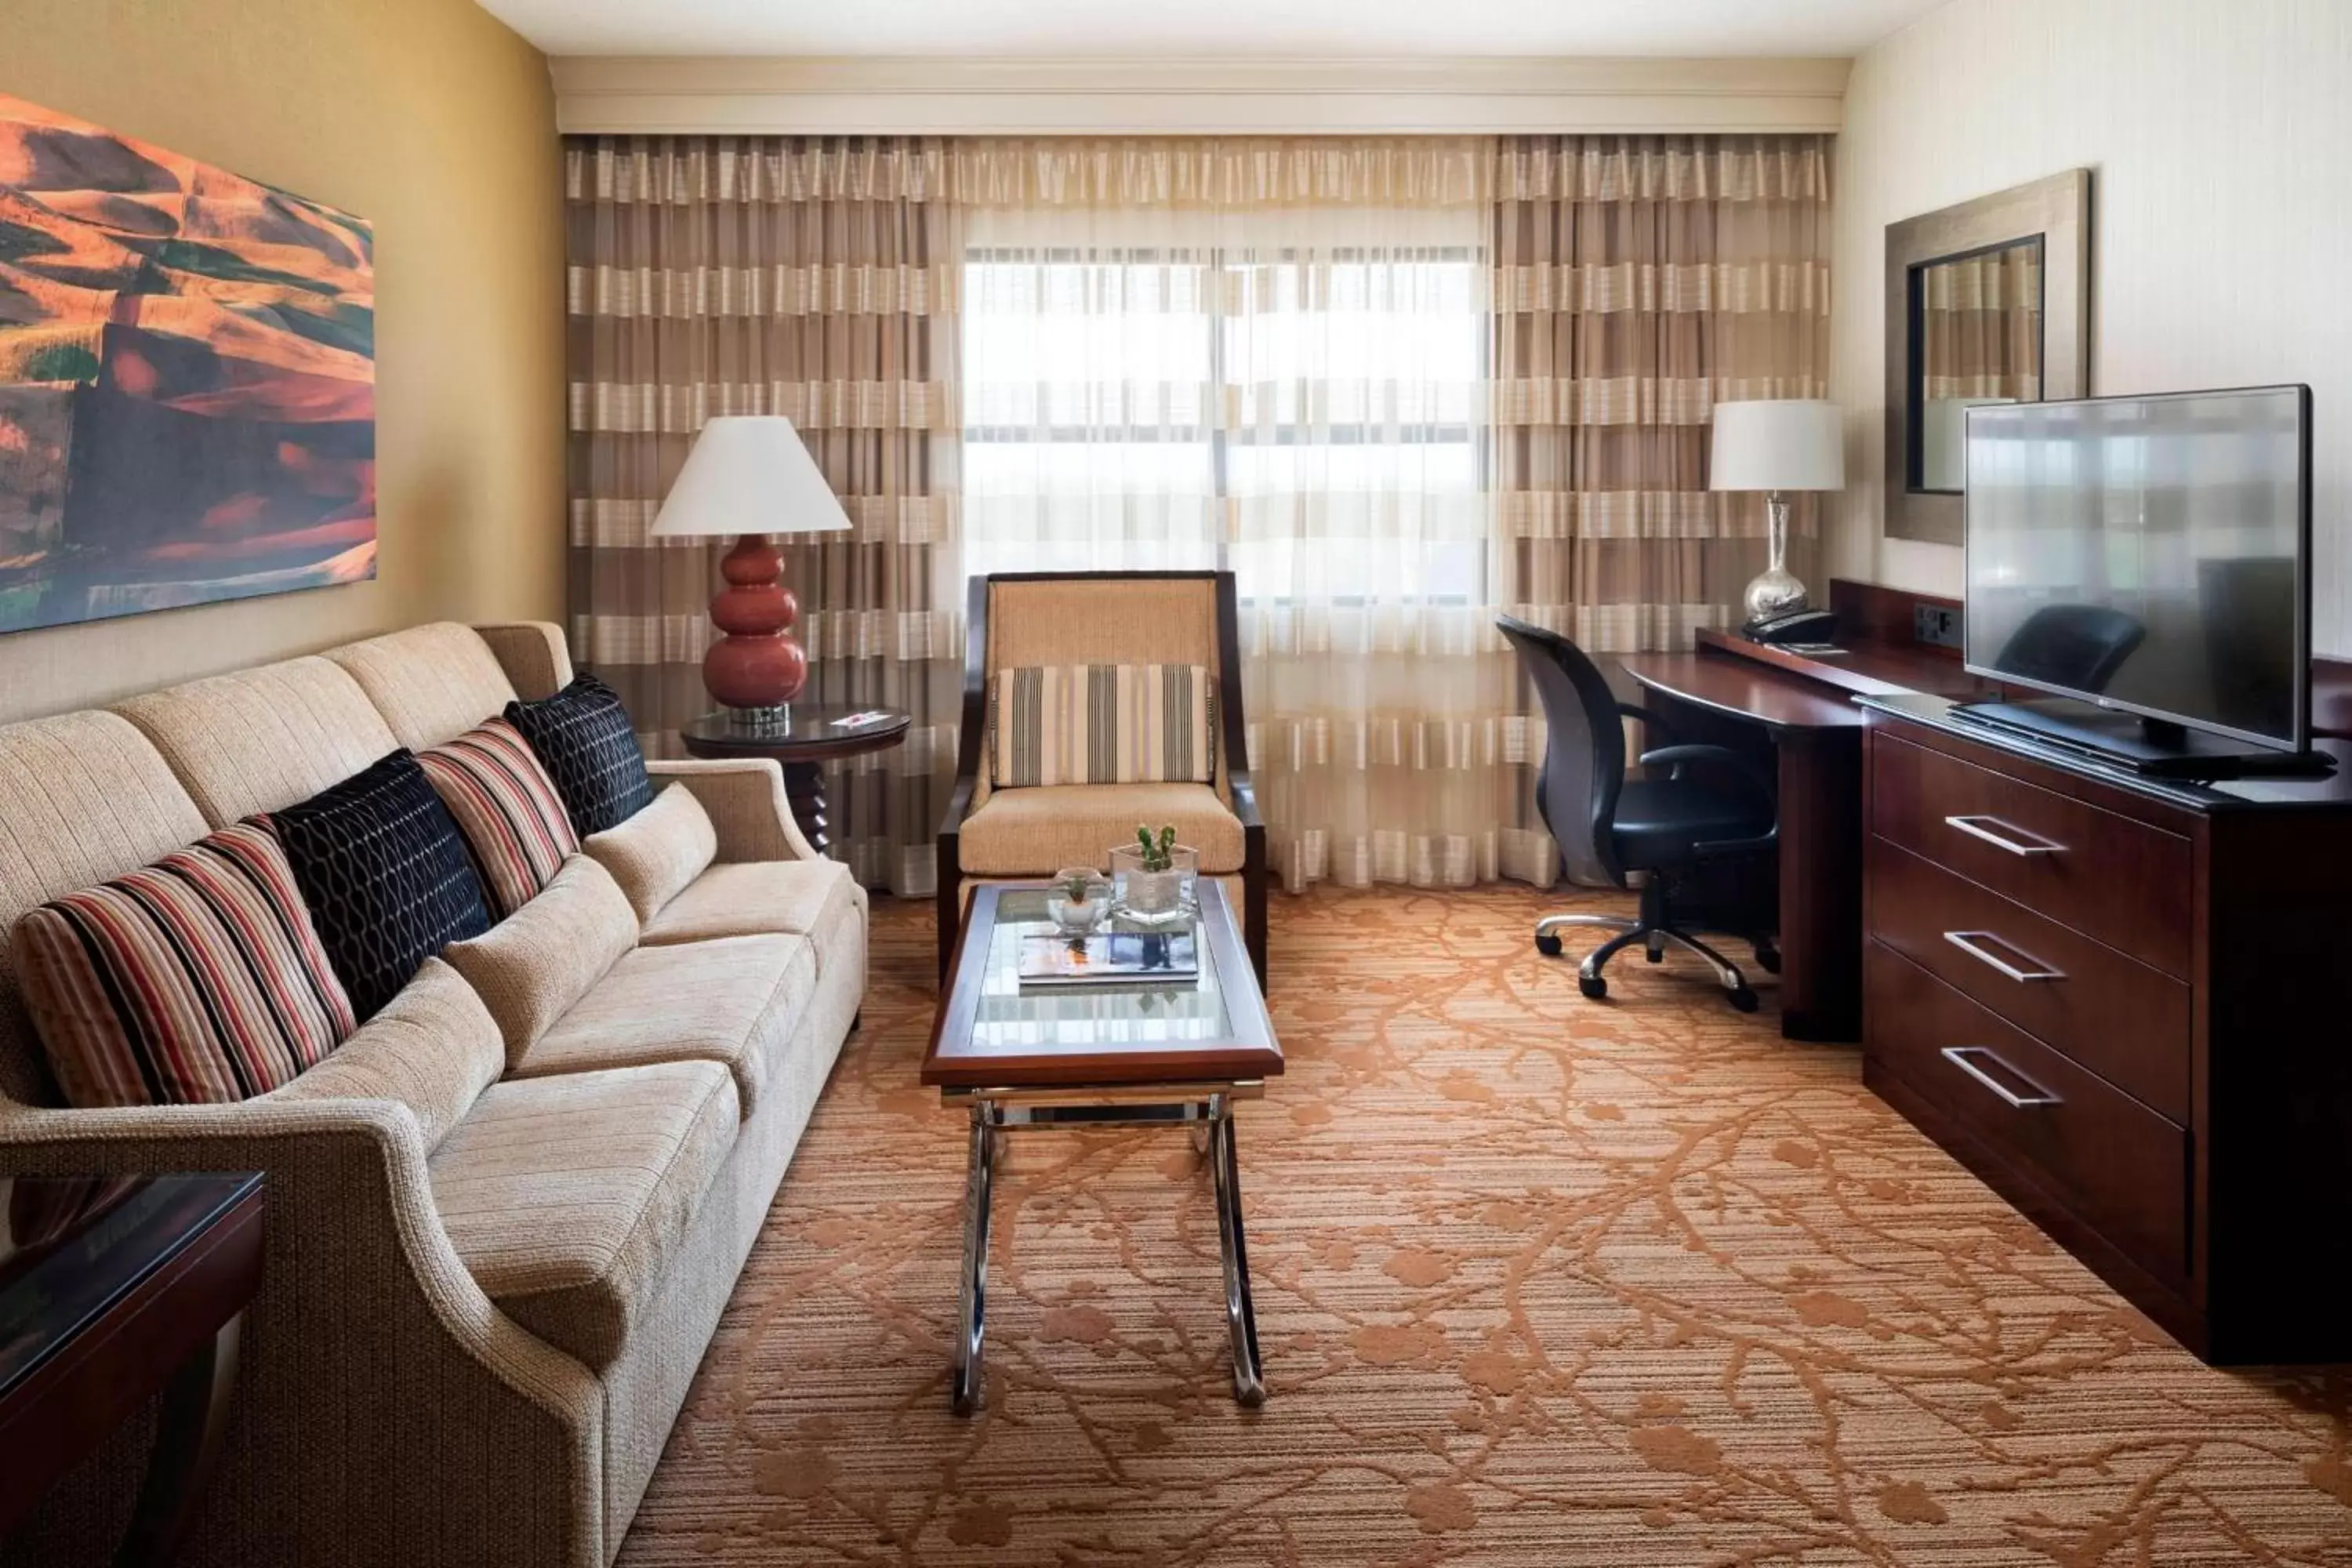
[1859,693,2352,1363]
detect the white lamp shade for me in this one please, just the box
[1708,399,1846,492]
[649,415,854,539]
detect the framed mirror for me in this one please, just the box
[1884,169,2090,544]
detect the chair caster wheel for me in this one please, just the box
[1728,984,1759,1014]
[1578,974,1607,1000]
[1535,931,1564,957]
[1755,944,1782,975]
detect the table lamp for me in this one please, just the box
[1708,399,1845,624]
[650,415,852,728]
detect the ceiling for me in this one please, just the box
[481,0,1948,59]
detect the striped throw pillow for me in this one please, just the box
[990,664,1215,789]
[418,719,580,920]
[11,820,357,1108]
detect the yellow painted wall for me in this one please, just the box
[0,0,563,722]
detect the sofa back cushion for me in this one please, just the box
[989,663,1214,789]
[417,720,579,920]
[441,855,638,1064]
[326,623,520,751]
[504,675,654,838]
[271,956,503,1152]
[267,753,492,1023]
[583,783,717,924]
[114,656,399,826]
[0,713,211,1108]
[12,821,355,1108]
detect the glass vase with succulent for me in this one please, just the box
[1046,866,1111,935]
[1110,824,1197,926]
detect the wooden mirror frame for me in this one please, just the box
[1883,169,2091,546]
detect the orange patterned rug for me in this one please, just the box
[618,886,2351,1566]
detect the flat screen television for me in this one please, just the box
[1962,384,2313,764]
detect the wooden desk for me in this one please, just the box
[1617,647,1874,1042]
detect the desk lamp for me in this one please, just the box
[1708,399,1846,624]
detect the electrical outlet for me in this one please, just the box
[1913,601,1962,650]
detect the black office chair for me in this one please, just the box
[1498,615,1781,1013]
[1991,604,2146,694]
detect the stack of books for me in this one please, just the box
[1016,927,1199,987]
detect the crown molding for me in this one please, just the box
[550,55,1851,136]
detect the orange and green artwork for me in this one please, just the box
[0,95,375,636]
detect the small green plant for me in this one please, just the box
[1135,823,1178,873]
[1062,869,1097,903]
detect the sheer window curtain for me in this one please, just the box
[956,140,1541,890]
[564,136,964,897]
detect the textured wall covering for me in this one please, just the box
[616,888,2352,1565]
[0,0,564,722]
[1831,0,2352,654]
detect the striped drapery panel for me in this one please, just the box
[564,136,965,897]
[1492,135,1834,654]
[1918,241,2042,403]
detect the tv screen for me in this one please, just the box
[1963,385,2311,750]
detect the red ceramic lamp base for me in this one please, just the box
[702,532,808,712]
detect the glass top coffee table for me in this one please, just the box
[922,880,1283,1414]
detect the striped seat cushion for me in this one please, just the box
[418,719,580,919]
[11,820,357,1108]
[990,663,1215,789]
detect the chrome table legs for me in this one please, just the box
[948,1083,1265,1415]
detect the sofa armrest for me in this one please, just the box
[474,622,575,701]
[645,757,821,863]
[0,1096,603,1568]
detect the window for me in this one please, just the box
[961,243,1486,604]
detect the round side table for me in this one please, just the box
[677,706,912,857]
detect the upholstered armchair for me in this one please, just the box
[937,572,1269,987]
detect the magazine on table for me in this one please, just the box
[1017,927,1200,986]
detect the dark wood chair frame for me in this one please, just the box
[937,570,1269,989]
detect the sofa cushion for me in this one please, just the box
[429,1059,739,1370]
[0,711,210,1109]
[441,856,637,1065]
[641,859,866,982]
[270,957,502,1152]
[417,720,580,920]
[12,819,354,1107]
[515,933,813,1117]
[267,752,492,1023]
[955,781,1246,875]
[326,623,521,751]
[113,655,399,826]
[504,675,654,839]
[991,662,1214,789]
[583,784,716,924]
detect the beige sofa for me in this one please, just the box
[0,622,866,1568]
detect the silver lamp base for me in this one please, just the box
[1740,490,1809,622]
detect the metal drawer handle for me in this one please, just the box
[1942,930,2065,983]
[1944,814,2064,856]
[1941,1046,2063,1109]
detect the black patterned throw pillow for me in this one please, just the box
[504,674,655,839]
[263,751,493,1022]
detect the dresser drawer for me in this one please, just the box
[1868,840,2191,1122]
[1866,942,2188,1283]
[1869,731,2194,978]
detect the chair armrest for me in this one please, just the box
[1637,742,1777,807]
[473,622,575,702]
[0,1096,603,1567]
[645,758,821,862]
[938,774,979,842]
[1225,767,1265,832]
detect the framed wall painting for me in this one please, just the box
[0,94,375,636]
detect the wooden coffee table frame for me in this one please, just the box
[924,881,1282,1414]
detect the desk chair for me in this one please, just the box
[1498,615,1780,1013]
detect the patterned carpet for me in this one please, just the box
[618,886,2352,1566]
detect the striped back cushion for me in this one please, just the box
[418,720,580,920]
[990,664,1214,789]
[10,820,356,1108]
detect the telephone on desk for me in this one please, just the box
[1741,608,1839,646]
